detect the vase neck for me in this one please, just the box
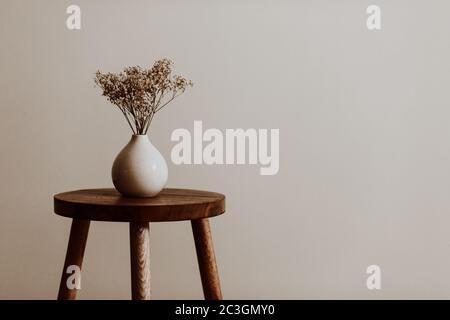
[130,134,150,143]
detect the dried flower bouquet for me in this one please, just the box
[95,59,193,135]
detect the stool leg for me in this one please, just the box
[57,219,90,300]
[191,218,223,300]
[129,222,151,300]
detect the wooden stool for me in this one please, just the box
[54,188,225,300]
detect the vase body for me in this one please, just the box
[112,135,168,197]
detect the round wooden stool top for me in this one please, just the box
[54,188,225,222]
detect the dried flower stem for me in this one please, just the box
[94,59,193,135]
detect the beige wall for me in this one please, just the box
[1,0,450,299]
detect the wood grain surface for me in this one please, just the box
[54,188,225,222]
[129,222,151,300]
[57,219,90,300]
[192,218,223,300]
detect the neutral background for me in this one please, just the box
[1,0,450,299]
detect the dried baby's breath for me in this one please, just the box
[95,59,193,134]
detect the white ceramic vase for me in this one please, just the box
[112,135,168,197]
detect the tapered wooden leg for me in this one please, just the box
[58,219,90,300]
[129,222,151,300]
[191,218,223,300]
